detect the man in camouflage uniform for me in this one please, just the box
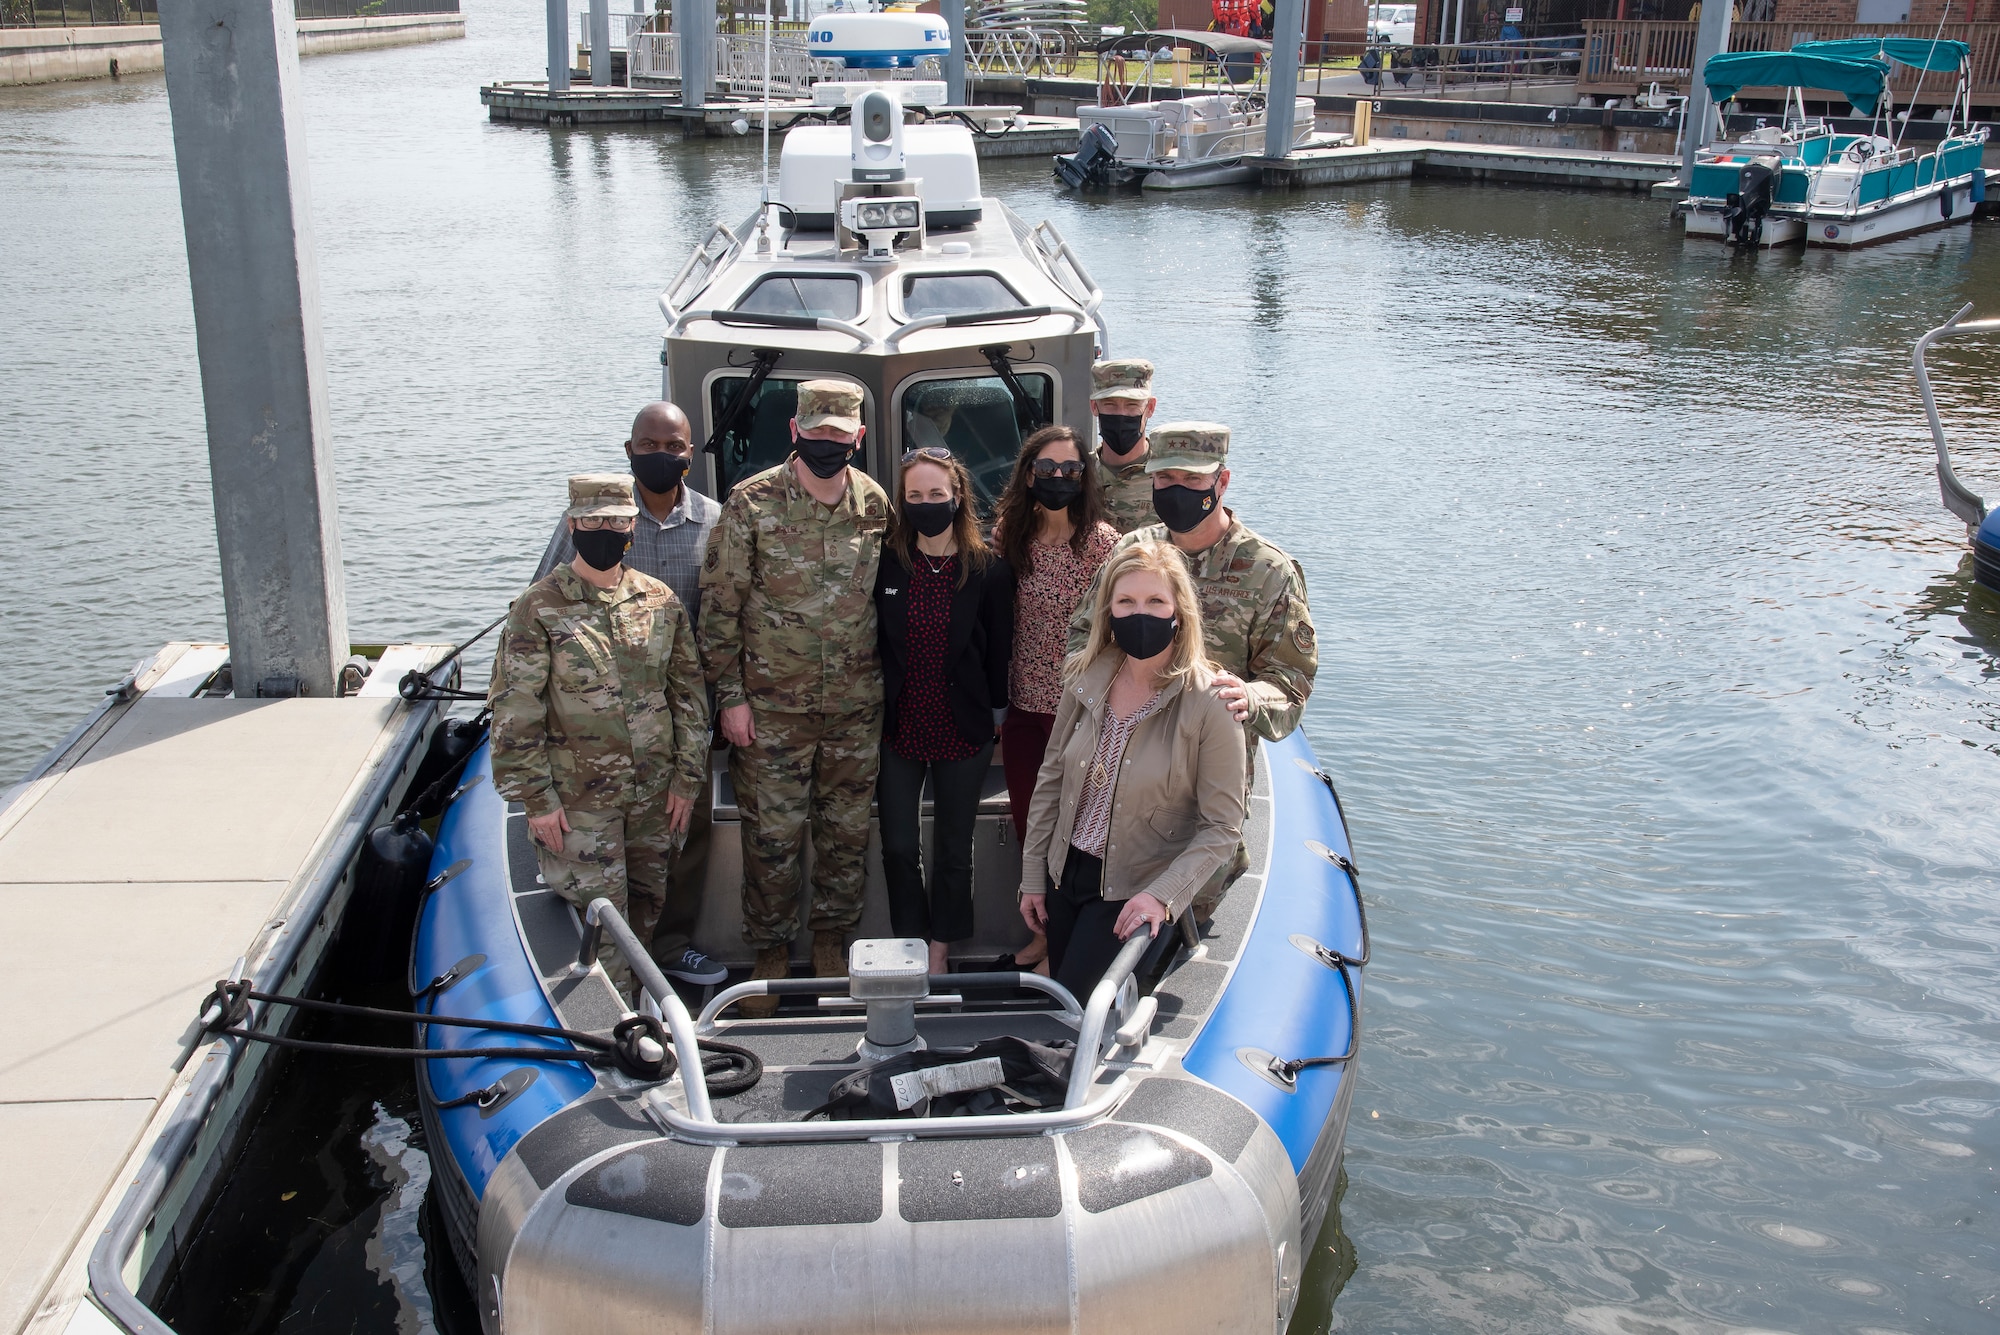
[490,475,711,999]
[700,380,890,1012]
[1068,422,1318,921]
[1090,357,1160,535]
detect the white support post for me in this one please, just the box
[1263,0,1305,159]
[942,0,967,106]
[547,0,572,89]
[159,0,349,699]
[1678,0,1733,182]
[590,0,611,84]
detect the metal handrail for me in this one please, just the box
[882,303,1087,352]
[1029,219,1108,352]
[87,695,441,1335]
[696,971,1082,1031]
[652,930,1149,1143]
[1064,931,1151,1107]
[1912,301,1998,532]
[581,900,715,1122]
[670,307,877,348]
[658,221,741,328]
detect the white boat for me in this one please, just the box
[1680,42,1991,250]
[1056,31,1320,191]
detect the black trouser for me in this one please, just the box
[877,739,994,943]
[1045,846,1133,998]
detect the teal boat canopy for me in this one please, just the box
[1702,50,1890,114]
[1793,37,1970,73]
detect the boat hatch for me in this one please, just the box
[706,371,877,494]
[734,272,865,321]
[897,367,1058,506]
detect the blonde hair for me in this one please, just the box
[1065,540,1215,691]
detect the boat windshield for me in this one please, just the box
[899,373,1054,509]
[735,273,863,320]
[902,272,1024,319]
[709,374,870,495]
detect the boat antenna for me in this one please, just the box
[1894,0,1951,150]
[760,0,773,200]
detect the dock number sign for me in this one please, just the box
[1504,6,1523,18]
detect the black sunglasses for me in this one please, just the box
[1032,459,1086,478]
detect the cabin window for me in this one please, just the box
[901,273,1023,319]
[734,274,862,321]
[899,373,1054,510]
[708,375,869,495]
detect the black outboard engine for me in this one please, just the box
[1055,122,1120,190]
[1722,159,1776,247]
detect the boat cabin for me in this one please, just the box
[659,90,1106,511]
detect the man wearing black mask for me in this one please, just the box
[1066,422,1319,924]
[535,401,726,987]
[1089,358,1160,534]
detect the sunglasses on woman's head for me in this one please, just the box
[1031,459,1086,479]
[901,446,955,465]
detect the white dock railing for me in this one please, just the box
[628,31,839,94]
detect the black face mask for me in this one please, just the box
[1030,477,1082,511]
[1109,611,1178,661]
[1098,413,1145,455]
[905,498,958,538]
[797,437,857,479]
[572,527,631,572]
[630,450,689,495]
[1152,482,1218,534]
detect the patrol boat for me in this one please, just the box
[411,67,1368,1334]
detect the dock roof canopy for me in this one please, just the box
[1100,28,1273,58]
[1702,50,1890,114]
[1793,37,1970,73]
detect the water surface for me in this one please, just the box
[5,8,1999,1331]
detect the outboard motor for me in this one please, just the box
[1055,122,1120,190]
[1723,158,1776,247]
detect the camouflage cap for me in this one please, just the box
[565,472,640,519]
[1090,357,1156,403]
[795,379,864,434]
[1144,421,1229,475]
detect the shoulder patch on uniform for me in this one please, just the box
[1293,621,1315,652]
[705,546,720,571]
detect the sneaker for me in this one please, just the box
[661,947,728,986]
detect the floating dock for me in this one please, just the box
[0,643,445,1335]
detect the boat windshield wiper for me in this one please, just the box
[704,347,783,490]
[980,345,1048,434]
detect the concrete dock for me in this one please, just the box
[1,13,466,89]
[0,642,444,1335]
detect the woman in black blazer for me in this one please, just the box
[875,446,1016,974]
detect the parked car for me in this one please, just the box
[1367,3,1417,43]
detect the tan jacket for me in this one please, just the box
[1018,654,1247,919]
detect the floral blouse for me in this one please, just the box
[1008,521,1119,714]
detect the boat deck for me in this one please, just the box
[0,644,443,1335]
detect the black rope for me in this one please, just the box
[398,614,508,702]
[1264,959,1359,1086]
[195,980,762,1091]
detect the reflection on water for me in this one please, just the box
[7,2,2000,1331]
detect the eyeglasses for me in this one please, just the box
[901,446,955,465]
[1032,459,1086,479]
[575,516,636,532]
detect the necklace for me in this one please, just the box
[919,549,954,575]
